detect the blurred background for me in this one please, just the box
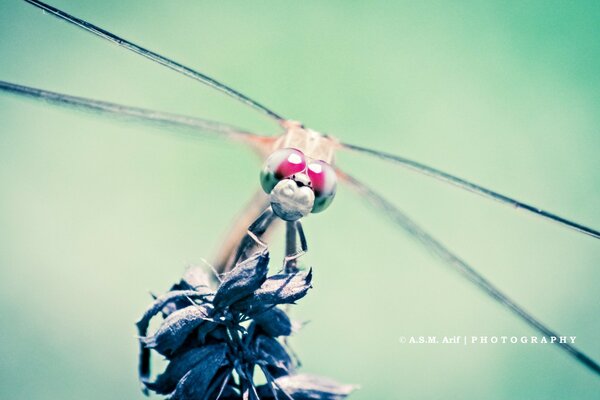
[1,1,599,399]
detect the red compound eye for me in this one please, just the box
[260,148,306,193]
[307,160,337,213]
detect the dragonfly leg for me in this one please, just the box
[283,220,308,273]
[213,190,275,273]
[230,207,278,268]
[246,229,268,250]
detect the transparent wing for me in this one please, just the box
[338,169,600,376]
[341,142,600,239]
[23,0,285,123]
[0,80,270,143]
[0,79,282,274]
[213,190,275,273]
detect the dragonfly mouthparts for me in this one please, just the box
[269,179,315,221]
[292,172,312,188]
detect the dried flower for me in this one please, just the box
[137,248,357,399]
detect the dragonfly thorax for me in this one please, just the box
[272,121,338,164]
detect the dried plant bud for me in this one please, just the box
[260,374,358,400]
[137,290,209,380]
[143,344,228,394]
[255,335,293,377]
[168,345,229,400]
[141,304,211,356]
[180,265,213,291]
[254,307,293,337]
[213,251,270,309]
[136,290,207,336]
[234,269,313,313]
[196,320,219,343]
[137,249,356,399]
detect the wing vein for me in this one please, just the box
[23,0,285,122]
[0,80,265,140]
[342,142,600,239]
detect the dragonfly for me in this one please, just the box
[2,0,599,385]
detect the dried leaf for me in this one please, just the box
[136,290,207,336]
[197,320,219,343]
[235,269,312,313]
[168,345,229,400]
[143,343,228,394]
[213,251,270,309]
[254,307,293,337]
[180,265,214,291]
[260,373,358,400]
[142,305,211,356]
[255,335,293,377]
[137,291,209,380]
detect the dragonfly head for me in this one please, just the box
[260,148,337,221]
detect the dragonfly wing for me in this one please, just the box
[338,169,600,376]
[212,190,281,274]
[341,142,600,239]
[0,80,270,145]
[23,0,285,123]
[1,79,282,273]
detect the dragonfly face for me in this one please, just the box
[258,122,339,221]
[260,146,338,221]
[260,120,339,221]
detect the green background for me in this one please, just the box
[1,1,599,399]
